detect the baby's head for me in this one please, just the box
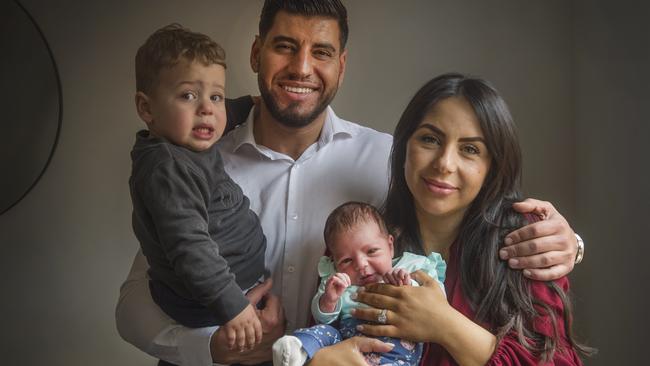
[135,24,227,152]
[323,202,395,286]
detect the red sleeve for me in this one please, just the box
[486,277,583,366]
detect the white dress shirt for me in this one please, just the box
[116,106,393,365]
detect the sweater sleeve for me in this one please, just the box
[486,277,583,366]
[140,158,249,324]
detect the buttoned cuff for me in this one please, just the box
[176,325,223,366]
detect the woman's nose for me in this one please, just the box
[433,146,457,173]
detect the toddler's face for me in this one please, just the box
[142,59,227,152]
[330,221,394,286]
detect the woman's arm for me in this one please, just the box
[352,271,496,366]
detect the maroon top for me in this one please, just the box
[420,241,583,365]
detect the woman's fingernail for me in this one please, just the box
[356,325,364,331]
[350,308,356,315]
[504,237,513,245]
[509,258,519,267]
[499,250,508,259]
[523,270,532,277]
[350,292,357,300]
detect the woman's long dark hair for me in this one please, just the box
[383,73,592,361]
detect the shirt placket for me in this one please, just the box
[282,161,301,332]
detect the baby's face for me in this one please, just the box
[330,221,394,286]
[143,58,227,152]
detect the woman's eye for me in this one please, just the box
[462,144,480,155]
[419,134,440,145]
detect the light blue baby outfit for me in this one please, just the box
[294,252,446,366]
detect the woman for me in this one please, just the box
[310,73,593,365]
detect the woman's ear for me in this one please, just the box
[135,91,154,126]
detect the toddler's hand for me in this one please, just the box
[383,268,411,286]
[320,273,351,312]
[222,303,262,352]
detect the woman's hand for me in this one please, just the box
[309,336,395,366]
[351,270,450,344]
[354,271,497,366]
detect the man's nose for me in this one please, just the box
[287,48,313,78]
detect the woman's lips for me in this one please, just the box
[423,178,458,195]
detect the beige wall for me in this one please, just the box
[0,0,646,364]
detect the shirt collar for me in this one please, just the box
[228,105,356,155]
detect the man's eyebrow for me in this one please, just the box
[272,35,337,53]
[271,35,298,45]
[416,123,486,143]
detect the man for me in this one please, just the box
[116,1,582,365]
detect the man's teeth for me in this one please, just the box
[283,86,314,94]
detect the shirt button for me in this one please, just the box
[290,214,298,220]
[287,266,295,273]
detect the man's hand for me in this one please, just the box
[500,198,579,281]
[210,279,285,364]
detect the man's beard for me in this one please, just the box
[258,79,337,128]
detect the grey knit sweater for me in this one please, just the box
[129,130,266,324]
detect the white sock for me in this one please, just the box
[272,335,309,366]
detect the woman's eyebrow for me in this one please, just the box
[417,123,485,143]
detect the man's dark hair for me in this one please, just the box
[259,0,349,49]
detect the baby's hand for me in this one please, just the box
[320,273,351,312]
[222,303,262,352]
[383,268,411,286]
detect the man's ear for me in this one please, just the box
[250,36,261,73]
[337,48,348,87]
[135,91,154,126]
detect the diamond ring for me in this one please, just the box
[377,309,387,324]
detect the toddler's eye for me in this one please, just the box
[211,95,223,102]
[181,92,196,101]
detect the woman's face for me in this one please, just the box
[404,96,491,223]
